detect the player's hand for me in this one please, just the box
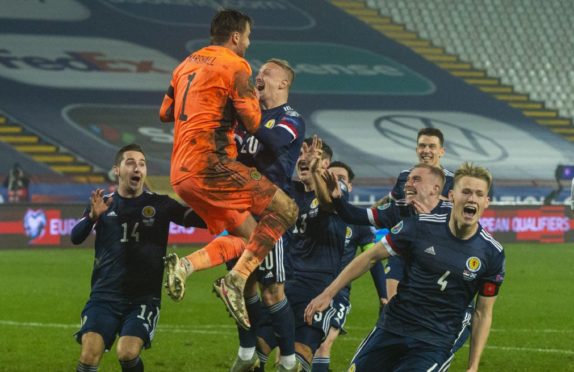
[89,189,111,221]
[301,135,323,173]
[372,195,391,208]
[322,170,342,199]
[304,292,332,325]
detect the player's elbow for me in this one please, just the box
[159,110,174,123]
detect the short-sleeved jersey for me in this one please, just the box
[72,191,191,304]
[338,224,375,299]
[391,167,454,200]
[160,46,261,185]
[236,104,305,195]
[378,213,505,348]
[368,199,453,230]
[288,181,349,295]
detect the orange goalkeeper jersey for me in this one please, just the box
[160,46,261,185]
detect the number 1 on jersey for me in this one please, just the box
[179,72,196,121]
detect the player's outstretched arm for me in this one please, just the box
[467,294,497,372]
[304,242,389,324]
[71,189,110,244]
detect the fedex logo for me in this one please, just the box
[0,51,169,74]
[0,35,179,90]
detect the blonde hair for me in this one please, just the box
[412,163,445,190]
[454,162,492,191]
[266,58,295,85]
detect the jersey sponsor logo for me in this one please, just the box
[390,220,403,235]
[466,256,482,272]
[0,0,89,21]
[345,226,353,239]
[377,202,391,211]
[142,206,156,218]
[142,206,156,227]
[285,110,300,117]
[264,119,275,129]
[186,41,434,95]
[424,246,436,255]
[310,198,319,209]
[99,0,315,29]
[463,269,477,281]
[250,169,262,181]
[107,210,117,217]
[0,35,179,90]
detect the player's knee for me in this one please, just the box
[257,336,273,356]
[261,283,284,305]
[294,342,314,366]
[116,342,141,362]
[79,348,102,366]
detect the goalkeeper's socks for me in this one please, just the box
[311,357,330,371]
[76,362,98,372]
[120,356,143,372]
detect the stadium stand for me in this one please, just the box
[361,0,574,138]
[0,0,572,205]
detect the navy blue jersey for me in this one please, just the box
[338,224,375,299]
[288,181,349,295]
[391,167,454,200]
[378,213,505,348]
[334,196,452,230]
[236,104,305,195]
[71,191,191,304]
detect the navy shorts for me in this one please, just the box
[286,282,346,353]
[227,235,289,285]
[350,327,452,372]
[74,299,160,351]
[329,295,351,334]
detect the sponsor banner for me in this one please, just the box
[0,0,89,21]
[0,204,214,248]
[312,110,571,179]
[62,104,172,164]
[186,40,435,95]
[480,205,574,243]
[0,35,178,90]
[98,0,315,29]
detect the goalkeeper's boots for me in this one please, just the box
[164,253,188,302]
[213,271,250,330]
[229,352,260,372]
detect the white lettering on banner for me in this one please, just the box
[49,218,82,235]
[250,59,403,77]
[0,35,179,90]
[169,223,195,235]
[481,216,570,233]
[480,217,511,233]
[512,217,570,233]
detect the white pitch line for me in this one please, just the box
[1,320,573,355]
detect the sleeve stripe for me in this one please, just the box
[381,235,398,256]
[366,209,377,227]
[277,123,298,139]
[368,208,382,228]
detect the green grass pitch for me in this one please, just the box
[0,243,573,371]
